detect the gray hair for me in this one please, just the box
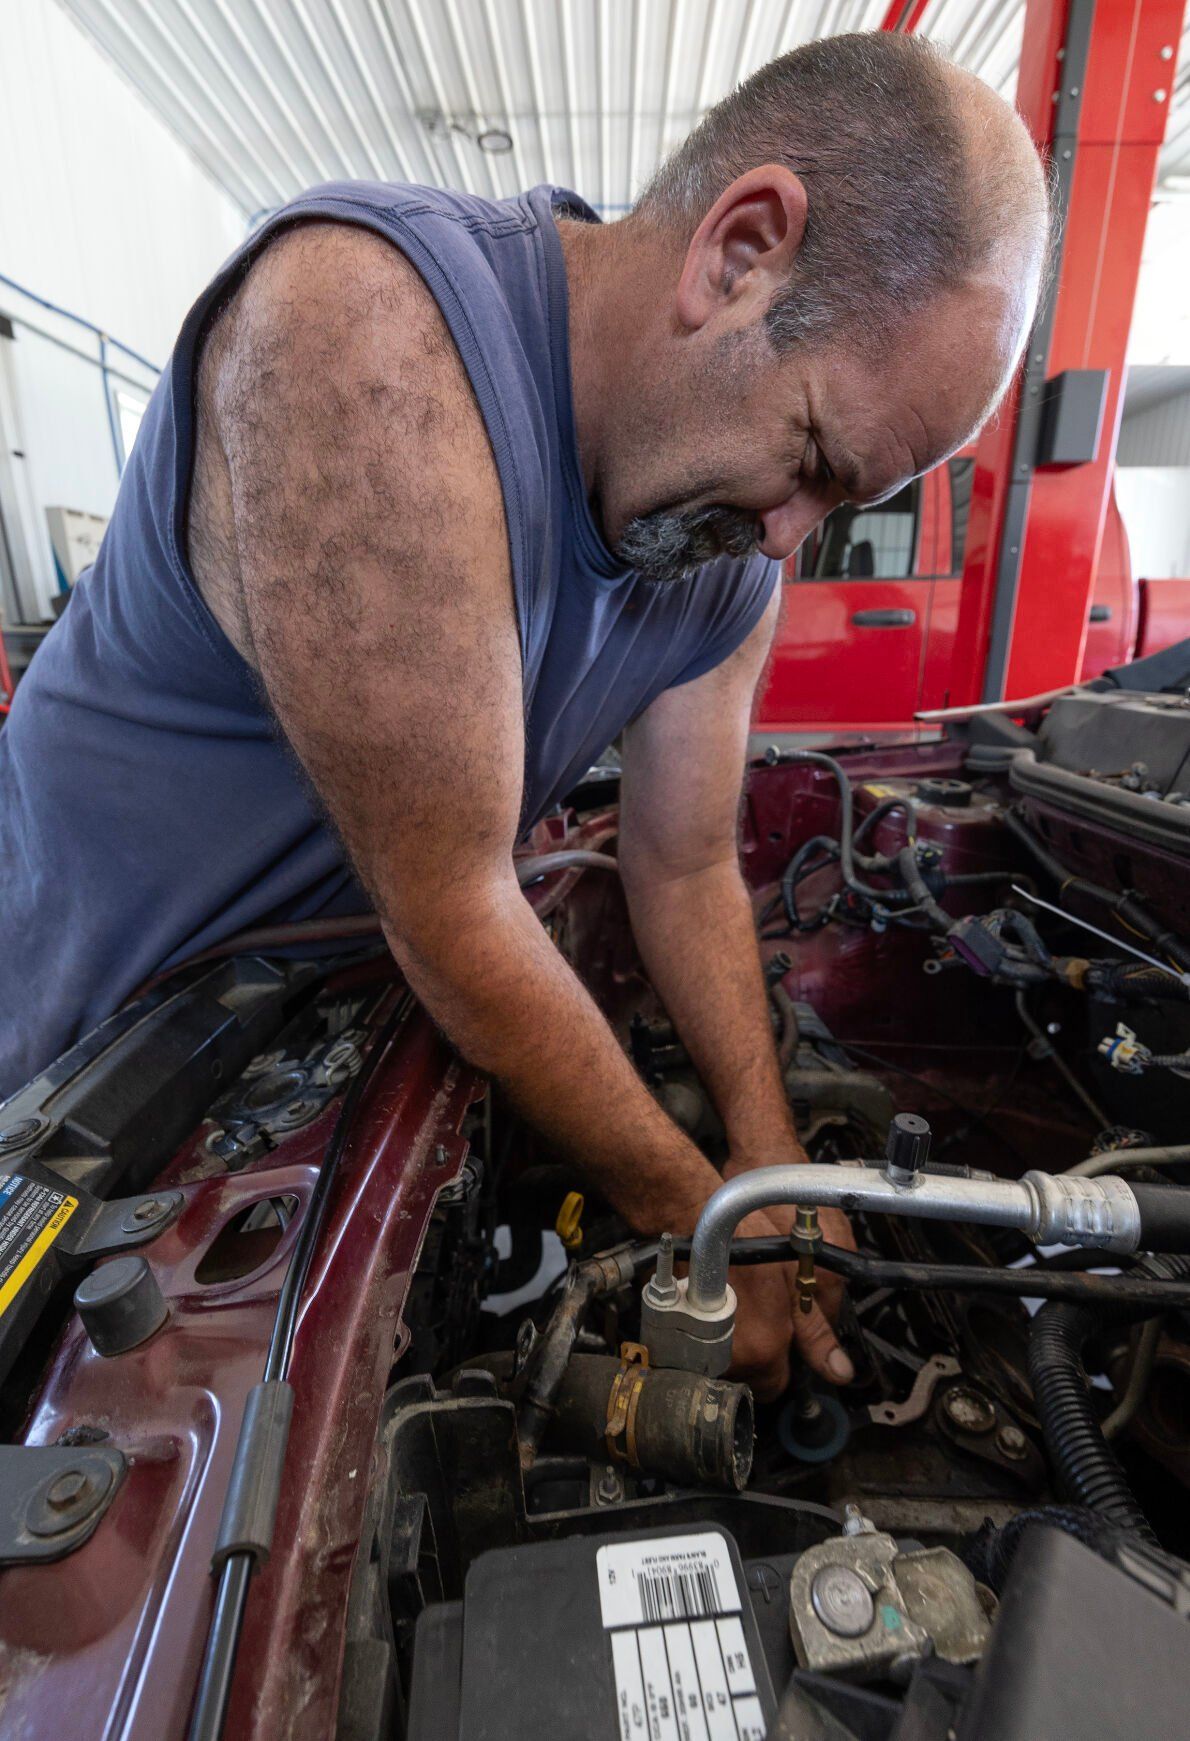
[636,33,1044,353]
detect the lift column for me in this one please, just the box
[942,0,1185,705]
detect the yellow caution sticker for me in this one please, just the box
[0,1176,78,1316]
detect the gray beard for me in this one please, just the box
[614,503,761,586]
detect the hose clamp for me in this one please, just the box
[605,1343,649,1468]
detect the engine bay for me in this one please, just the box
[3,678,1190,1739]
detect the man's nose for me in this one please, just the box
[756,496,830,561]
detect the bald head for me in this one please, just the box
[636,32,1050,356]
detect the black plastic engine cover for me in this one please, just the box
[956,1525,1190,1741]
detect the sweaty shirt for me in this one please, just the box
[0,181,777,1096]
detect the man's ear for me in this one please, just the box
[675,165,808,332]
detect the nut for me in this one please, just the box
[996,1424,1028,1460]
[810,1564,876,1638]
[942,1386,996,1436]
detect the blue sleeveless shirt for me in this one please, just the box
[0,182,777,1095]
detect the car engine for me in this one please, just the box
[3,666,1190,1740]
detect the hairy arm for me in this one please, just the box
[619,595,796,1158]
[205,221,732,1239]
[619,590,854,1383]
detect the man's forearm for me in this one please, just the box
[388,881,724,1232]
[622,858,802,1163]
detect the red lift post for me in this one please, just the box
[888,0,1185,706]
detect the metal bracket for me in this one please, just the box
[867,1355,961,1428]
[0,1444,125,1563]
[60,1189,184,1261]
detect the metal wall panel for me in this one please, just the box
[1119,381,1190,461]
[57,0,1187,220]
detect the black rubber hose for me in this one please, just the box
[649,1237,1190,1309]
[1131,1184,1190,1254]
[850,797,913,864]
[896,844,955,935]
[764,747,914,905]
[1002,808,1190,974]
[961,1505,1172,1595]
[1028,1300,1157,1540]
[780,834,840,932]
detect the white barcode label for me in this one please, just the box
[598,1534,763,1741]
[638,1562,723,1623]
[597,1532,742,1629]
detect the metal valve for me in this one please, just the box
[792,1206,821,1315]
[884,1112,931,1186]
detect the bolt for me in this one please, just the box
[1155,88,1168,102]
[811,1564,875,1638]
[0,1117,48,1152]
[46,1470,89,1511]
[1160,44,1173,60]
[120,1195,178,1236]
[943,1386,996,1435]
[997,1424,1028,1460]
[841,1503,876,1538]
[596,1467,623,1504]
[275,1095,323,1128]
[514,1319,539,1375]
[643,1233,679,1309]
[243,1049,284,1079]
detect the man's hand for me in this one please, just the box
[722,1155,856,1393]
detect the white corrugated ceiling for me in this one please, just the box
[55,0,1190,224]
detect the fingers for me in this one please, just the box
[819,1206,857,1252]
[793,1297,855,1386]
[734,1341,791,1405]
[815,1265,846,1322]
[727,1261,795,1402]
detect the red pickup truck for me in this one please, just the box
[758,451,1190,732]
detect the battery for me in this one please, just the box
[408,1524,776,1741]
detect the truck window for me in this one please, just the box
[949,458,974,576]
[811,480,920,579]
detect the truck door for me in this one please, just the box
[759,478,934,732]
[918,457,969,714]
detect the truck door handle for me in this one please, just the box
[850,608,916,628]
[1089,604,1111,623]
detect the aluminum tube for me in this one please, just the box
[686,1166,1038,1312]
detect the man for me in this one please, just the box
[0,35,1048,1397]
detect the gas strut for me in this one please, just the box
[187,993,411,1741]
[642,1114,1190,1376]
